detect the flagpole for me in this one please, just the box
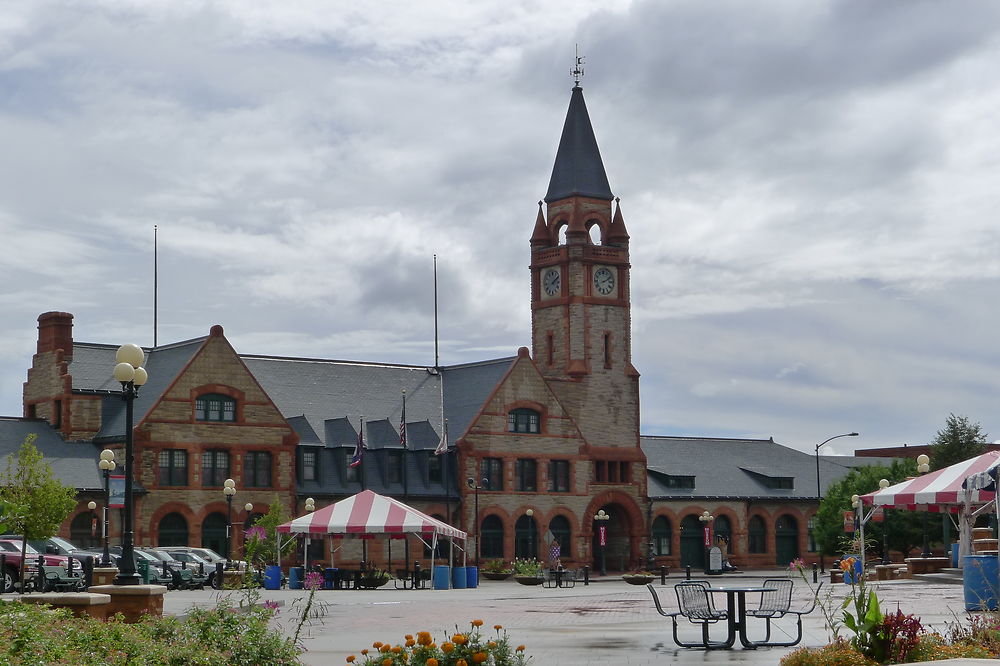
[401,389,408,499]
[360,417,366,492]
[433,254,439,370]
[153,224,158,348]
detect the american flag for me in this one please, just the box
[399,390,407,449]
[349,420,366,468]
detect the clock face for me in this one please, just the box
[593,267,615,296]
[542,268,561,297]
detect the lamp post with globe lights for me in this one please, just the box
[111,343,148,586]
[98,449,116,566]
[223,479,236,568]
[303,497,315,571]
[467,477,488,568]
[917,454,932,557]
[594,509,609,575]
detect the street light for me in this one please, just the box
[815,432,858,573]
[917,454,931,557]
[112,343,148,586]
[526,509,535,560]
[87,501,97,547]
[466,477,488,568]
[223,479,236,568]
[303,497,315,571]
[879,478,890,565]
[98,449,116,567]
[594,509,609,575]
[699,511,715,573]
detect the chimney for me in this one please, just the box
[37,312,74,360]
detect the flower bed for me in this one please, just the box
[346,619,530,666]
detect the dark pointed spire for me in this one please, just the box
[531,200,550,247]
[544,86,614,203]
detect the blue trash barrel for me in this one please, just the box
[264,565,282,590]
[433,565,450,590]
[963,555,999,611]
[465,566,478,589]
[952,543,960,568]
[452,566,467,589]
[288,566,304,589]
[324,567,336,590]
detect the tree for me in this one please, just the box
[814,458,927,560]
[929,413,988,470]
[243,496,296,569]
[0,434,78,592]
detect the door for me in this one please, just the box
[679,515,704,568]
[775,514,800,566]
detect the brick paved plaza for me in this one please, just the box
[157,571,980,665]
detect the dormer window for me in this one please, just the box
[195,393,236,422]
[508,408,540,434]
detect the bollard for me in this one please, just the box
[685,565,691,580]
[660,565,668,585]
[68,556,75,575]
[214,562,224,589]
[182,559,187,570]
[413,561,422,589]
[84,557,94,588]
[820,554,825,574]
[198,561,204,576]
[812,562,818,584]
[583,566,589,586]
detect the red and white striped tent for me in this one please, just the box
[277,489,466,539]
[860,451,1000,512]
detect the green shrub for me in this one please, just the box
[0,599,301,665]
[780,639,876,666]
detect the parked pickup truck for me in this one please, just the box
[0,539,72,593]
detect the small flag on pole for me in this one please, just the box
[399,390,407,449]
[350,419,366,468]
[434,419,449,455]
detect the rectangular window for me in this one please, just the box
[194,399,206,421]
[608,461,619,483]
[547,460,570,492]
[595,461,606,483]
[201,450,229,487]
[387,451,403,484]
[507,409,540,433]
[244,452,272,488]
[428,456,442,484]
[480,457,503,491]
[301,450,317,482]
[223,401,235,422]
[207,398,221,421]
[159,449,188,486]
[345,450,359,482]
[664,475,695,489]
[619,461,630,483]
[516,459,536,492]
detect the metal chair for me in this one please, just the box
[746,579,822,646]
[648,582,728,648]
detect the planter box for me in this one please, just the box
[622,575,655,585]
[481,571,512,581]
[513,575,544,586]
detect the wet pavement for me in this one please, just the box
[155,569,981,665]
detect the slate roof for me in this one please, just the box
[0,417,102,490]
[545,85,614,203]
[642,435,897,500]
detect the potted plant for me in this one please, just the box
[358,567,391,589]
[481,559,513,581]
[622,570,656,585]
[512,558,544,585]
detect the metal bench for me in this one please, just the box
[39,564,86,593]
[647,582,729,648]
[745,578,821,646]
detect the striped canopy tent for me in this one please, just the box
[278,489,465,539]
[860,450,1000,568]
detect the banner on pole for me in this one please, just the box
[598,525,606,547]
[109,475,126,508]
[843,510,855,533]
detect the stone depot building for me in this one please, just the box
[5,84,878,572]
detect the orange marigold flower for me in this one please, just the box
[457,660,468,666]
[488,641,497,648]
[391,646,402,653]
[361,649,369,655]
[405,634,414,640]
[473,652,488,663]
[493,624,503,631]
[373,642,383,648]
[472,619,484,627]
[346,658,355,664]
[406,639,415,647]
[426,660,439,666]
[380,645,391,653]
[442,642,455,653]
[516,645,526,652]
[417,632,433,646]
[382,659,392,666]
[453,634,468,645]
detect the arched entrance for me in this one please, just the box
[157,512,189,546]
[514,513,538,559]
[202,512,228,556]
[548,515,571,563]
[679,514,703,568]
[70,512,98,549]
[591,505,633,573]
[481,515,504,559]
[775,514,800,565]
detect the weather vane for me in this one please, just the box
[571,44,585,86]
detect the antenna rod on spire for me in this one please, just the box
[433,254,440,369]
[571,44,585,86]
[153,224,158,348]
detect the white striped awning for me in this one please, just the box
[861,450,1000,512]
[277,489,466,539]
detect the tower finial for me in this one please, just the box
[571,44,585,87]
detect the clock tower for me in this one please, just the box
[530,83,640,448]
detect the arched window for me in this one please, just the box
[514,513,538,559]
[70,512,98,549]
[202,512,228,557]
[508,408,540,434]
[714,515,732,545]
[195,393,236,422]
[157,512,189,547]
[481,515,504,559]
[748,515,767,554]
[652,516,672,556]
[588,223,602,245]
[549,515,572,560]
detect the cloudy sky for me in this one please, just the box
[3,0,1000,455]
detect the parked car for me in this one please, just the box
[0,534,93,566]
[105,547,174,586]
[139,548,209,589]
[0,539,72,593]
[160,549,218,587]
[165,546,241,570]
